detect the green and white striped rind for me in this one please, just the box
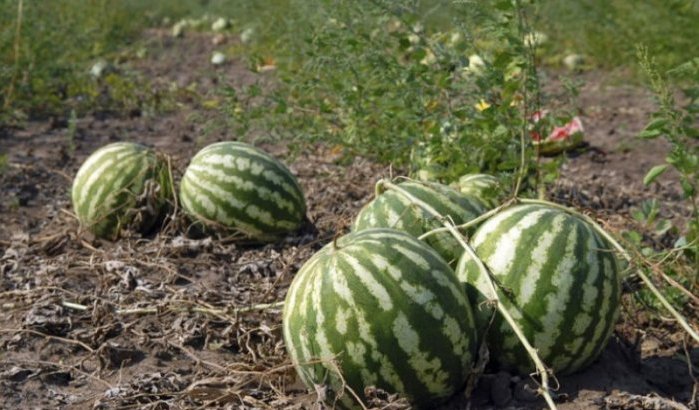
[283,228,477,409]
[456,204,621,375]
[71,142,173,239]
[179,141,306,242]
[352,181,485,266]
[453,173,502,209]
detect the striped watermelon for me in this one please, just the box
[456,204,621,375]
[453,173,503,209]
[283,228,477,409]
[352,181,485,266]
[179,141,306,242]
[71,142,173,239]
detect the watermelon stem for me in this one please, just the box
[519,198,699,345]
[380,179,559,410]
[418,197,518,241]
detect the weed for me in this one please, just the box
[223,0,567,194]
[66,109,77,157]
[637,47,699,280]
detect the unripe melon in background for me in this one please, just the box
[457,204,621,375]
[71,142,173,240]
[179,141,306,242]
[453,173,503,209]
[352,180,485,266]
[283,228,477,409]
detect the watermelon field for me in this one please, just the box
[1,1,698,409]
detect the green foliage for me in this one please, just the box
[227,0,554,191]
[637,47,699,274]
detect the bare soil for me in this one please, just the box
[1,30,697,409]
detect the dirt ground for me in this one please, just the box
[1,30,697,409]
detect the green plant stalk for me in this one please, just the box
[637,46,699,283]
[519,198,699,344]
[380,179,558,410]
[4,0,24,110]
[513,0,530,198]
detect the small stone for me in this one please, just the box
[211,52,226,65]
[211,17,229,32]
[172,20,187,38]
[240,27,255,44]
[90,60,110,78]
[563,54,585,70]
[211,34,226,45]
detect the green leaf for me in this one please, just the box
[654,219,673,236]
[644,117,669,131]
[643,164,669,185]
[638,128,663,139]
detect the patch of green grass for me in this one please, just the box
[0,0,314,124]
[530,0,699,77]
[0,0,167,121]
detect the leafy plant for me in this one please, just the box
[225,0,564,195]
[630,199,673,237]
[637,47,699,280]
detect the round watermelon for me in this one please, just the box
[283,228,477,409]
[453,173,503,209]
[456,203,621,375]
[352,180,485,266]
[71,142,173,239]
[179,141,306,242]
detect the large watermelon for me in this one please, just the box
[71,142,173,239]
[352,181,485,266]
[456,203,620,375]
[283,228,477,409]
[179,141,306,242]
[453,173,503,209]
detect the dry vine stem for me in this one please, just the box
[61,300,285,316]
[379,179,559,410]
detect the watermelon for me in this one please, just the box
[71,142,173,239]
[283,228,477,409]
[352,180,485,266]
[453,173,503,209]
[456,203,621,375]
[179,141,306,242]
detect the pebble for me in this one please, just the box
[211,52,226,65]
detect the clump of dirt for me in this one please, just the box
[1,29,697,410]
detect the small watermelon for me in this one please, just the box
[352,180,485,266]
[453,173,503,209]
[283,228,477,409]
[71,142,173,239]
[179,141,306,242]
[456,203,621,375]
